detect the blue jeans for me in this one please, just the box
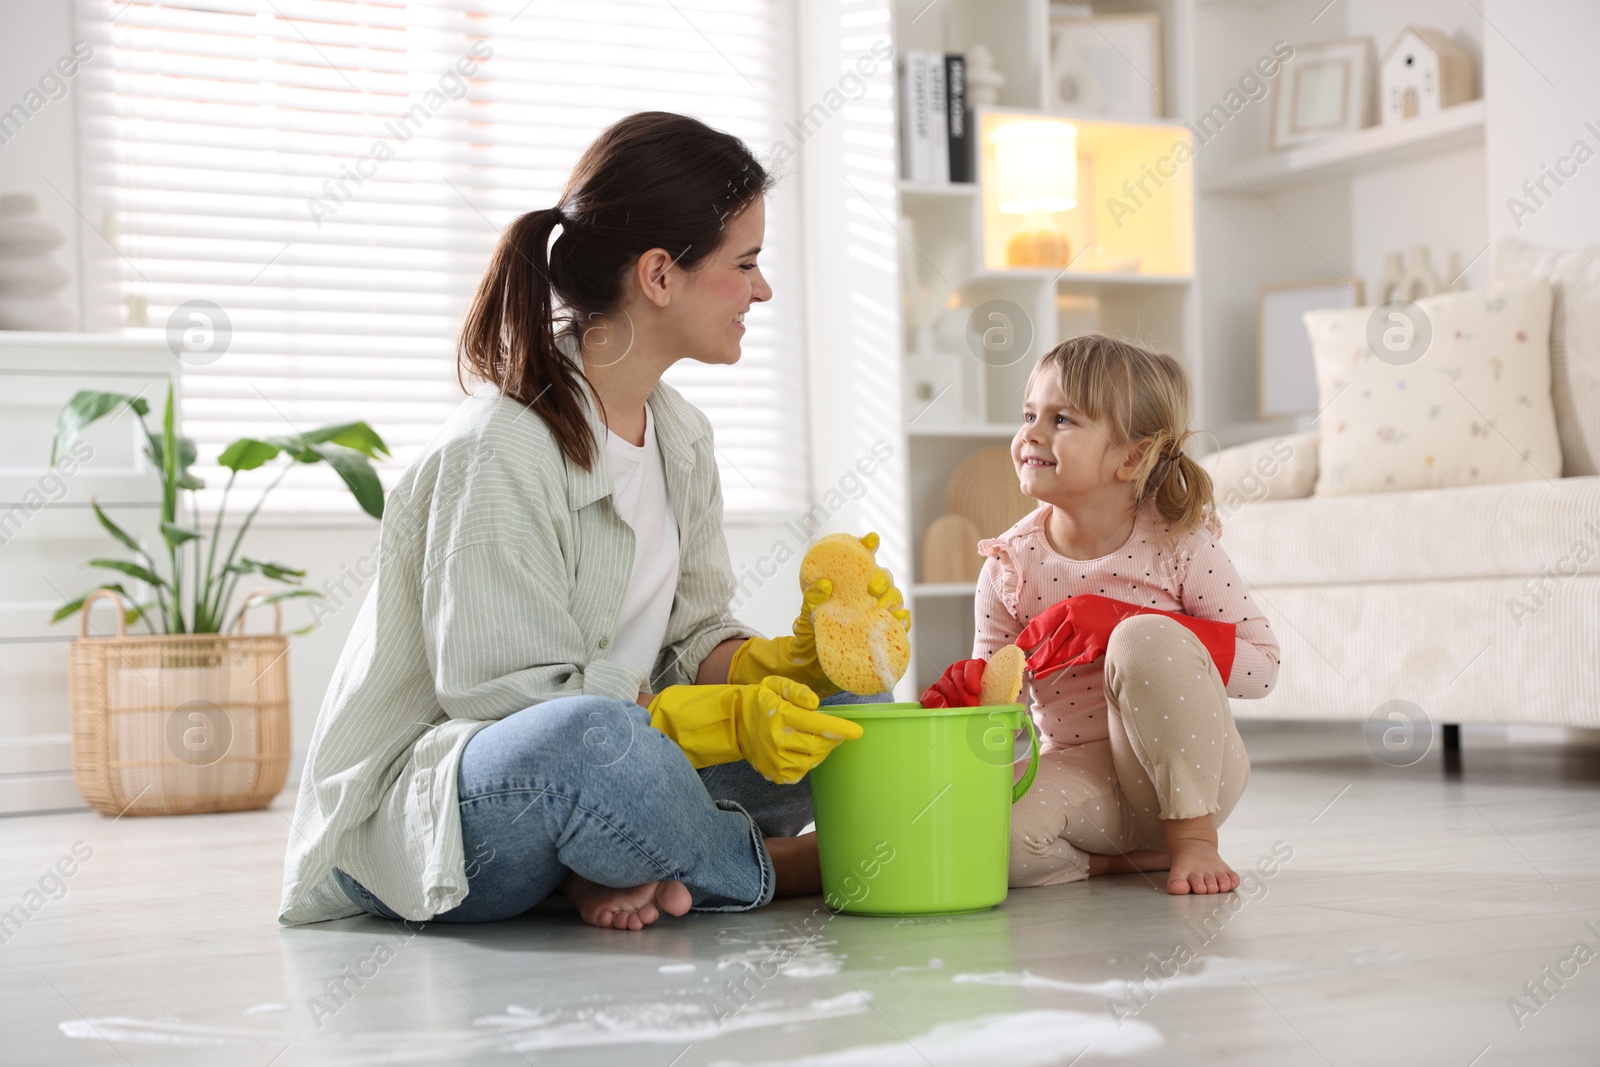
[333,689,886,923]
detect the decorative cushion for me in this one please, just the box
[1201,432,1318,514]
[1494,238,1600,477]
[1304,280,1561,495]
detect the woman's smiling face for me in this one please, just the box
[1012,371,1124,503]
[674,196,772,366]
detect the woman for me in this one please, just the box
[278,112,907,930]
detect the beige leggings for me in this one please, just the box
[1010,613,1250,887]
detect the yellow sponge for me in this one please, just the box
[799,534,911,695]
[979,644,1025,706]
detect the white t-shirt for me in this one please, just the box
[603,402,681,679]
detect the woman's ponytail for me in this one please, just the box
[457,207,600,470]
[456,112,774,473]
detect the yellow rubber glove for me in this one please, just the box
[726,532,911,696]
[647,676,865,785]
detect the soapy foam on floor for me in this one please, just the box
[60,991,872,1064]
[703,1008,1162,1067]
[890,958,946,975]
[953,953,1398,998]
[658,963,696,974]
[716,933,845,978]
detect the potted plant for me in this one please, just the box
[51,383,388,816]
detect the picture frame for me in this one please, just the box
[1258,279,1364,418]
[1047,9,1163,119]
[1269,37,1375,150]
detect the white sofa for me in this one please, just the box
[1212,239,1600,734]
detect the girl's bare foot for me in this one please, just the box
[560,871,691,930]
[1086,849,1170,877]
[1161,814,1239,895]
[766,832,822,898]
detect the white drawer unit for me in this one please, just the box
[0,332,176,815]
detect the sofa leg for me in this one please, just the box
[1442,723,1462,775]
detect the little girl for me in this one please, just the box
[974,335,1280,895]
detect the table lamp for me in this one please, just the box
[991,119,1078,269]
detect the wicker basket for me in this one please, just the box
[68,588,291,817]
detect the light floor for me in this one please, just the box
[4,721,1599,1067]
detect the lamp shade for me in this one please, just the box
[991,120,1078,214]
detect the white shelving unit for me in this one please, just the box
[1200,99,1486,193]
[796,0,1486,698]
[801,0,1202,695]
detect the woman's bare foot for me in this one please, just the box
[1161,814,1239,895]
[560,871,691,930]
[766,832,822,898]
[1086,849,1170,877]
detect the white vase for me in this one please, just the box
[0,193,75,330]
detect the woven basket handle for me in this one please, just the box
[233,588,285,635]
[78,587,130,640]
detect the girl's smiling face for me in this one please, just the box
[1012,371,1130,504]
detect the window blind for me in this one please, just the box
[74,0,809,519]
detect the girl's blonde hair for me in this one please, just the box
[1028,334,1217,538]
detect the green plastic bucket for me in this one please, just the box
[808,702,1040,916]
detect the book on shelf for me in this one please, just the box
[945,53,972,183]
[898,51,970,183]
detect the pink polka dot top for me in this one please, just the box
[973,502,1281,751]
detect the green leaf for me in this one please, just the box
[259,423,392,465]
[233,588,325,633]
[124,600,158,629]
[161,382,178,526]
[146,437,204,488]
[295,421,390,460]
[246,588,324,605]
[50,582,130,624]
[217,438,283,472]
[52,391,148,465]
[260,435,320,464]
[89,557,168,587]
[161,521,200,549]
[226,557,306,582]
[310,442,386,519]
[146,433,199,473]
[90,499,146,558]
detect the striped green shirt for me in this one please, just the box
[278,340,759,925]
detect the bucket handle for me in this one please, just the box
[1012,711,1040,804]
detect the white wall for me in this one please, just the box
[1484,0,1600,246]
[0,0,84,327]
[1189,0,1489,432]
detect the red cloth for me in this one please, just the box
[1018,593,1238,685]
[920,658,986,709]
